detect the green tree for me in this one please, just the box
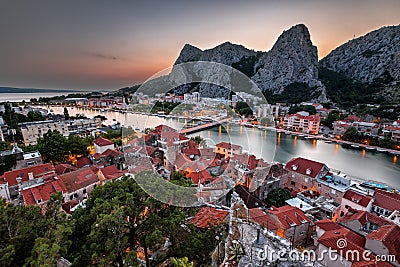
[63,107,70,120]
[0,154,17,175]
[265,188,292,208]
[67,135,88,156]
[171,257,194,267]
[0,141,12,151]
[190,136,206,147]
[26,111,45,122]
[342,127,359,142]
[37,130,68,163]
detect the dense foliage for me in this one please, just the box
[288,105,317,115]
[265,188,292,208]
[37,130,92,163]
[318,67,383,108]
[0,176,218,267]
[263,82,320,104]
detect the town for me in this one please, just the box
[0,90,399,266]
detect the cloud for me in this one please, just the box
[82,51,119,60]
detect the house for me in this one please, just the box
[59,167,99,201]
[336,190,373,218]
[0,163,55,201]
[55,163,77,175]
[372,189,400,218]
[97,165,128,183]
[215,142,242,158]
[235,184,264,209]
[338,210,394,236]
[315,172,352,203]
[248,165,281,201]
[94,137,115,154]
[282,114,320,134]
[189,207,229,229]
[265,205,313,247]
[249,208,278,232]
[21,177,67,206]
[281,157,329,192]
[314,219,399,267]
[365,225,400,266]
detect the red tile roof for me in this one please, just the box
[21,178,67,206]
[373,189,400,212]
[101,149,122,157]
[94,137,114,147]
[315,219,343,232]
[343,190,373,208]
[189,207,229,229]
[249,208,278,230]
[338,210,393,227]
[0,163,54,186]
[366,225,400,260]
[216,142,242,151]
[285,114,321,122]
[285,157,327,178]
[59,168,99,193]
[182,148,200,156]
[76,156,92,168]
[98,165,127,181]
[186,169,213,185]
[55,164,77,175]
[318,229,366,262]
[267,205,311,229]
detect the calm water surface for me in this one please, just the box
[42,106,400,187]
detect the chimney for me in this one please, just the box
[28,172,34,180]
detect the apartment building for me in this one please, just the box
[19,120,69,146]
[283,114,320,134]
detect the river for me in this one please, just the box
[45,106,400,187]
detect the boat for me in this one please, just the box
[377,148,387,152]
[284,131,291,135]
[365,146,376,151]
[298,134,305,138]
[351,144,360,148]
[390,151,400,156]
[324,140,332,143]
[360,181,389,191]
[306,136,316,139]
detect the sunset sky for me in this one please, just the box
[0,0,399,91]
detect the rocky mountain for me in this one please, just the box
[171,24,327,101]
[320,25,400,84]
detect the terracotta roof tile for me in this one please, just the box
[285,157,327,178]
[189,207,228,229]
[1,163,54,186]
[373,189,400,212]
[343,190,373,208]
[249,208,278,230]
[59,168,99,193]
[94,137,114,146]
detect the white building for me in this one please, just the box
[283,114,320,134]
[20,120,69,146]
[93,137,115,154]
